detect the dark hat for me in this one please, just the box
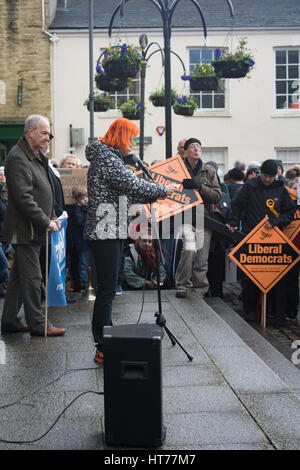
[246,166,259,177]
[276,160,283,171]
[228,167,244,181]
[184,138,202,150]
[260,159,278,176]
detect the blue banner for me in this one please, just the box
[47,216,68,307]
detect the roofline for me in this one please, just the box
[49,26,300,35]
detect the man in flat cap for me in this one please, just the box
[175,138,221,298]
[227,158,296,326]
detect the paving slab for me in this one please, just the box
[0,291,300,450]
[206,296,300,392]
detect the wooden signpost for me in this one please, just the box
[228,216,300,327]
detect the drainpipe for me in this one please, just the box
[41,0,59,42]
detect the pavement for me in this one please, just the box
[0,284,300,451]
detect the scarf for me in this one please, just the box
[135,242,157,274]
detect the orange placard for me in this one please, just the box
[286,186,297,201]
[228,216,300,294]
[283,208,300,241]
[136,155,203,222]
[283,187,300,241]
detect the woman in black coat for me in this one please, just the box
[84,118,176,364]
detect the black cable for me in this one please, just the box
[136,273,147,324]
[0,367,99,410]
[0,390,103,445]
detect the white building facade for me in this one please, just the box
[49,6,300,174]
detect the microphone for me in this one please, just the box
[131,154,153,181]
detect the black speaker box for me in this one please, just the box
[103,323,165,447]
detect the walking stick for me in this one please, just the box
[44,228,49,337]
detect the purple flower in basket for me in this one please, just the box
[181,73,192,81]
[176,96,187,104]
[96,64,104,74]
[121,43,127,56]
[248,58,255,66]
[136,102,141,109]
[214,48,222,60]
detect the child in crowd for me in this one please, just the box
[72,186,89,291]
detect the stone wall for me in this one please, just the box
[0,0,51,122]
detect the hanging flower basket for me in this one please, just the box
[190,76,219,92]
[104,57,140,79]
[212,59,250,79]
[212,40,255,79]
[102,44,144,79]
[95,73,128,92]
[84,92,113,112]
[121,111,141,120]
[149,87,177,107]
[173,106,195,116]
[87,101,109,112]
[173,96,197,116]
[188,64,221,92]
[120,100,141,120]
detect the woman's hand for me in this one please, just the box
[165,184,179,196]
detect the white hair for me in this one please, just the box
[24,114,49,133]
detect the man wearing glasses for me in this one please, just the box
[1,114,66,337]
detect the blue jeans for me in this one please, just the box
[87,239,123,350]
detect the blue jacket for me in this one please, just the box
[72,203,88,251]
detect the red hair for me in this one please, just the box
[99,118,140,151]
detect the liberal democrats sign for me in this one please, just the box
[47,216,68,307]
[229,216,300,294]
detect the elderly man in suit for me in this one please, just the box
[1,114,66,336]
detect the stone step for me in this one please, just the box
[165,290,300,449]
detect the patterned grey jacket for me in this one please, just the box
[84,142,167,240]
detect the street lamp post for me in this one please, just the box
[138,35,165,160]
[88,0,95,143]
[138,35,187,160]
[108,0,234,158]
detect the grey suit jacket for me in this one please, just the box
[4,137,55,245]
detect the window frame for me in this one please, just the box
[275,148,300,172]
[202,147,228,176]
[188,47,226,111]
[107,75,141,110]
[274,47,300,111]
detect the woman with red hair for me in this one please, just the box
[84,118,176,364]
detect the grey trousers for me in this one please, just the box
[175,225,212,295]
[1,244,51,334]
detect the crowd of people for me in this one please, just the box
[0,115,299,365]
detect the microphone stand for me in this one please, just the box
[142,170,193,362]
